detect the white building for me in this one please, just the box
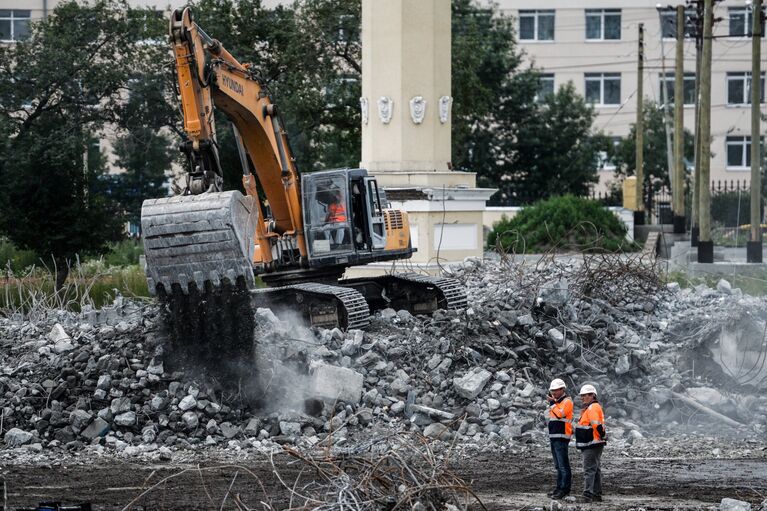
[497,0,766,193]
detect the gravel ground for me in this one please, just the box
[1,438,766,510]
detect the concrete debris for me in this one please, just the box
[1,258,766,457]
[717,279,733,295]
[4,428,33,447]
[720,498,752,511]
[453,367,492,399]
[311,364,363,404]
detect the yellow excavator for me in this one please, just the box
[141,8,466,331]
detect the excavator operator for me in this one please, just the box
[326,190,348,245]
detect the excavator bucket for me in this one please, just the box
[141,191,258,295]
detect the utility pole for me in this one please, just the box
[673,4,686,234]
[691,0,703,246]
[635,23,645,226]
[748,0,763,262]
[698,0,713,263]
[659,10,676,212]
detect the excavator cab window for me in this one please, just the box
[302,171,354,259]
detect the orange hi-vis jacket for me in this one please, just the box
[327,202,347,223]
[575,402,606,449]
[548,395,574,440]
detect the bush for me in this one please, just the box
[711,191,758,227]
[0,237,38,274]
[487,195,636,253]
[101,239,144,267]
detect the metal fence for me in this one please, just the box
[590,179,756,239]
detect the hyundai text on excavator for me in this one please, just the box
[141,8,466,332]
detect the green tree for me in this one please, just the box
[451,0,539,178]
[190,0,360,177]
[612,101,694,189]
[0,0,166,288]
[491,82,609,205]
[110,73,176,225]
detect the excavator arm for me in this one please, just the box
[142,8,307,295]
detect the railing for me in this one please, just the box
[589,179,757,235]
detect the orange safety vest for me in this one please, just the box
[575,402,606,449]
[548,396,573,440]
[327,202,347,222]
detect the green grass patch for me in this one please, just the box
[0,264,150,314]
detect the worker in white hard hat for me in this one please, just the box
[546,378,573,499]
[576,384,606,503]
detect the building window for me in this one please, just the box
[660,9,696,39]
[729,7,765,37]
[727,72,765,105]
[585,73,621,106]
[536,73,555,102]
[0,10,31,42]
[726,136,763,169]
[660,73,696,106]
[585,9,621,40]
[519,10,555,41]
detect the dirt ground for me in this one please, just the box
[2,444,766,511]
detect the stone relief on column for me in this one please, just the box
[360,97,369,125]
[438,95,453,124]
[409,96,426,124]
[377,96,393,124]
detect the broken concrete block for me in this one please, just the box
[539,278,570,305]
[548,328,565,346]
[97,375,112,390]
[147,359,164,375]
[220,422,241,439]
[517,314,535,326]
[4,428,33,446]
[518,382,535,398]
[69,409,92,432]
[53,339,75,354]
[423,422,451,440]
[615,354,631,375]
[717,279,733,295]
[110,397,131,414]
[82,418,110,440]
[178,395,197,411]
[48,323,70,343]
[279,421,302,436]
[181,411,199,430]
[453,367,492,400]
[311,364,363,404]
[720,498,751,511]
[114,411,136,427]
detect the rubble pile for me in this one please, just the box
[1,257,766,457]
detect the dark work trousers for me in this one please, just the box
[581,444,605,497]
[550,439,572,493]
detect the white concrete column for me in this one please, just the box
[360,0,451,173]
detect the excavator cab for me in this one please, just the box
[301,169,396,268]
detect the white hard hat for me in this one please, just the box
[549,378,567,391]
[579,384,598,396]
